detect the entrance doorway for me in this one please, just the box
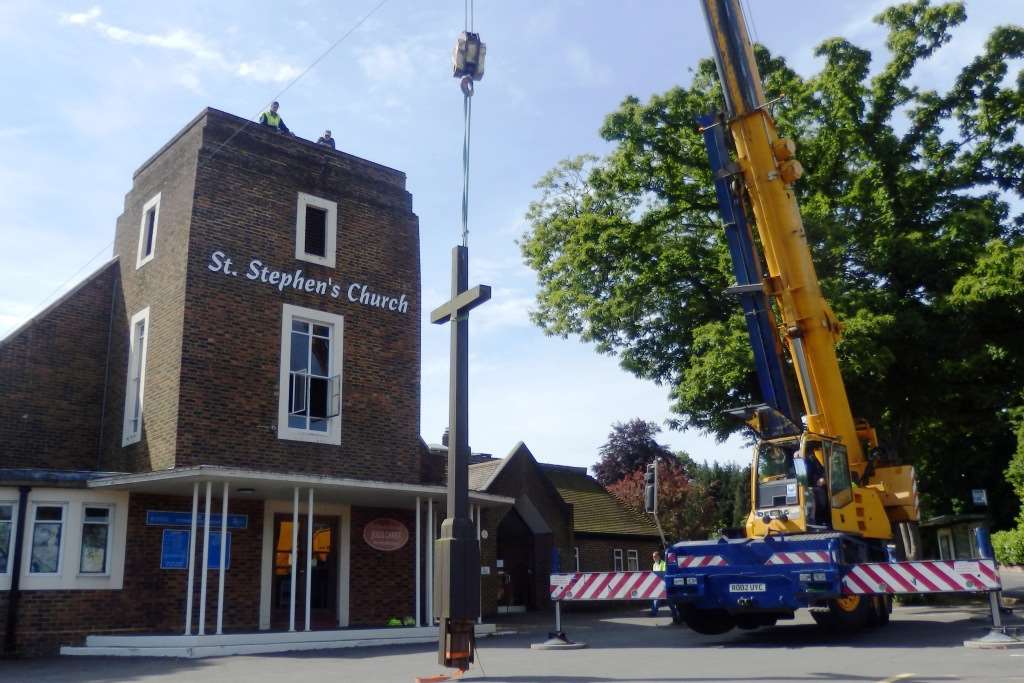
[496,509,534,613]
[271,514,339,628]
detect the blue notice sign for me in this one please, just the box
[160,529,190,569]
[159,530,232,570]
[208,531,232,570]
[146,510,248,529]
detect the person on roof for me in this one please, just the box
[259,101,290,133]
[317,129,336,148]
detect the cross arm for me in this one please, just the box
[430,285,492,325]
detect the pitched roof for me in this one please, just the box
[541,465,660,538]
[468,458,503,491]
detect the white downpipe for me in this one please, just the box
[216,481,229,635]
[289,486,299,632]
[198,481,212,635]
[415,496,421,627]
[305,488,314,632]
[427,498,433,625]
[184,482,199,635]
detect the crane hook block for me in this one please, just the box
[452,31,486,81]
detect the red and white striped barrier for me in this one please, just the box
[677,555,729,568]
[549,571,666,601]
[842,559,1001,595]
[766,551,831,565]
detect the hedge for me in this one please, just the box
[992,528,1024,566]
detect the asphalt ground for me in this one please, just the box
[2,598,1023,683]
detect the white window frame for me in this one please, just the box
[626,549,639,571]
[78,503,114,576]
[122,306,151,446]
[574,546,580,572]
[136,192,161,269]
[0,501,15,577]
[28,502,67,576]
[278,303,344,444]
[613,548,624,572]
[295,192,338,268]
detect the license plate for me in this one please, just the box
[673,577,688,586]
[729,583,766,592]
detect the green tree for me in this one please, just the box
[521,1,1024,526]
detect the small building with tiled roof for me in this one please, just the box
[460,442,661,614]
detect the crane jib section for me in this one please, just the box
[700,114,797,426]
[700,0,865,469]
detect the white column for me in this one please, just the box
[305,488,314,632]
[415,496,421,627]
[216,481,229,635]
[289,486,299,632]
[184,482,199,635]
[198,481,212,635]
[475,504,482,624]
[427,498,433,625]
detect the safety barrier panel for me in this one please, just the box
[841,559,1000,595]
[549,571,666,601]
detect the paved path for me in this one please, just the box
[3,602,1022,683]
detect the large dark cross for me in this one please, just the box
[429,244,490,669]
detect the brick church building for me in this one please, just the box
[0,108,659,657]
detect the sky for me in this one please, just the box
[1,0,1021,473]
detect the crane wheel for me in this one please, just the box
[810,595,873,630]
[866,595,892,627]
[679,606,736,635]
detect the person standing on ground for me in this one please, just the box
[651,550,667,616]
[259,101,290,133]
[317,129,336,148]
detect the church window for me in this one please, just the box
[278,304,343,444]
[136,193,160,269]
[122,307,150,446]
[295,193,338,268]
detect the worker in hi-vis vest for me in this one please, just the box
[259,101,291,133]
[651,550,667,616]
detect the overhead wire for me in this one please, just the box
[18,0,390,325]
[459,0,475,247]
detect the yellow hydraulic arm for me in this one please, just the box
[700,0,918,537]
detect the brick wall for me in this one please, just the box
[0,492,263,657]
[576,535,661,573]
[171,110,423,482]
[0,261,118,471]
[100,118,204,474]
[349,506,415,625]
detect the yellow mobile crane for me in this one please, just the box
[701,0,919,541]
[660,0,921,633]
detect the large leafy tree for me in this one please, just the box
[521,1,1024,526]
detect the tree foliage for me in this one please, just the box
[592,418,675,486]
[521,1,1024,526]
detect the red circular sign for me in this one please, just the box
[363,518,409,552]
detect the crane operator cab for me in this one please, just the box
[747,434,855,537]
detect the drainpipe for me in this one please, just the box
[4,487,30,656]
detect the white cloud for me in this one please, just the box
[473,287,533,333]
[59,6,302,85]
[357,44,416,84]
[60,6,101,25]
[565,44,611,87]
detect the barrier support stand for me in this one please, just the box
[964,590,1024,649]
[530,601,587,650]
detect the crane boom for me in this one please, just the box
[701,0,867,468]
